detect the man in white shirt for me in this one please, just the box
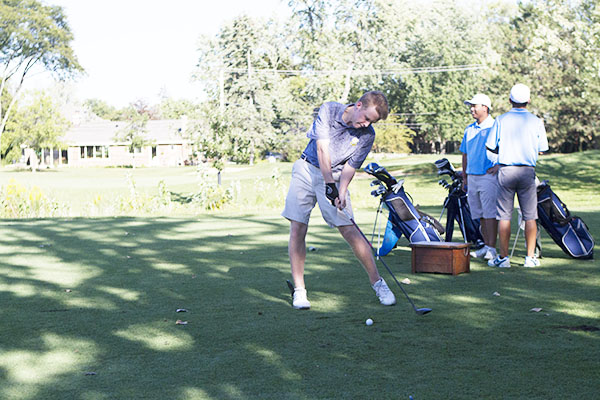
[485,84,549,268]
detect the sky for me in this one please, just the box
[27,0,287,107]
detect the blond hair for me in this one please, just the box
[358,91,389,121]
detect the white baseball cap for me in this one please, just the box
[510,83,530,103]
[464,93,492,110]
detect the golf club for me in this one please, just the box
[286,279,295,298]
[342,208,432,315]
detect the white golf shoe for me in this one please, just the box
[373,278,396,306]
[523,256,541,268]
[292,288,311,309]
[471,245,497,260]
[488,255,511,268]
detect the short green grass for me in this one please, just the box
[1,151,599,399]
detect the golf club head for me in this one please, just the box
[286,280,295,297]
[370,179,382,187]
[434,158,451,170]
[370,186,386,197]
[416,308,432,315]
[364,163,397,189]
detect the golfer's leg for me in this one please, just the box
[524,219,537,257]
[289,221,308,289]
[481,218,498,248]
[338,225,381,285]
[498,220,511,258]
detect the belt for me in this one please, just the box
[300,153,316,167]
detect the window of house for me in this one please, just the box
[103,146,109,158]
[80,146,85,158]
[94,146,102,158]
[152,146,157,157]
[87,146,93,158]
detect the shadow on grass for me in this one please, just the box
[0,211,599,399]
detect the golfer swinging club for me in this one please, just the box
[282,91,396,309]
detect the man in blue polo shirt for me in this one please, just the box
[460,93,498,260]
[282,91,396,310]
[485,84,549,268]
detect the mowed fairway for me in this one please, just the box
[1,152,599,399]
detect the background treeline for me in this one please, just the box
[2,0,599,167]
[191,0,600,161]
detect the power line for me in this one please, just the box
[219,63,487,77]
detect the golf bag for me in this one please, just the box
[536,180,594,259]
[364,163,443,256]
[434,158,484,247]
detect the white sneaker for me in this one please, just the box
[488,255,511,268]
[523,256,541,268]
[292,288,311,309]
[471,246,497,260]
[372,278,396,306]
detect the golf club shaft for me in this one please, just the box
[341,209,420,313]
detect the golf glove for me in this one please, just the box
[325,183,339,206]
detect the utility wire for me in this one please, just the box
[219,63,487,76]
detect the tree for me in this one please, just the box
[0,0,82,163]
[113,107,151,168]
[10,91,69,170]
[372,115,414,154]
[158,98,201,120]
[490,0,600,152]
[389,1,497,153]
[193,15,302,166]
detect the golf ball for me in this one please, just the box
[365,318,373,326]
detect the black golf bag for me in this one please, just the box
[364,163,443,256]
[536,180,594,259]
[434,158,485,247]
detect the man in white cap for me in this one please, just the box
[485,84,549,268]
[460,93,498,260]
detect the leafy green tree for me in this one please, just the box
[10,91,69,170]
[158,98,201,120]
[490,0,600,152]
[389,1,496,153]
[372,115,414,154]
[194,15,301,165]
[84,99,121,121]
[113,107,151,168]
[0,0,82,163]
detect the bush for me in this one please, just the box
[372,115,414,154]
[0,178,64,218]
[191,165,233,210]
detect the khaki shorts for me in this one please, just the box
[496,166,537,221]
[281,159,353,227]
[467,173,498,219]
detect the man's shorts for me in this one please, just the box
[281,159,353,228]
[496,165,537,221]
[467,173,498,219]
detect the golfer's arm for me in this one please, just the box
[338,164,356,196]
[316,139,335,183]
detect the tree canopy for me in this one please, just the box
[0,0,82,161]
[191,0,600,160]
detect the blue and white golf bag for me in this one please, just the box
[537,180,594,259]
[364,163,443,256]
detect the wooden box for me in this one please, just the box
[410,242,470,275]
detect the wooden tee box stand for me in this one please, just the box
[410,242,471,275]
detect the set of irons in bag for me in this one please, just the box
[364,159,594,260]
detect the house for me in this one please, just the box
[29,118,195,168]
